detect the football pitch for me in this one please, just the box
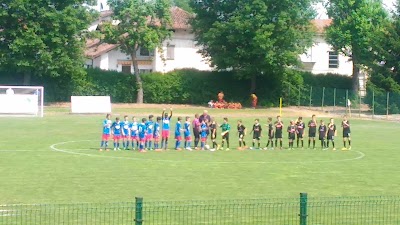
[0,105,399,205]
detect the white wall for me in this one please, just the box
[88,0,110,12]
[300,35,352,76]
[154,30,213,72]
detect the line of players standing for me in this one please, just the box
[255,114,352,151]
[100,109,352,152]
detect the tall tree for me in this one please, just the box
[370,0,400,89]
[103,0,172,103]
[190,0,316,92]
[0,0,96,84]
[325,0,387,92]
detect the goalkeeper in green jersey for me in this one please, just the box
[218,117,231,151]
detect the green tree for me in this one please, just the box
[368,0,400,91]
[173,0,192,12]
[103,0,172,103]
[325,0,388,92]
[190,0,316,93]
[0,0,96,85]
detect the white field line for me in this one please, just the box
[50,140,366,164]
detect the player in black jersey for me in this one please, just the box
[264,117,275,150]
[341,115,351,150]
[287,120,297,150]
[296,117,305,148]
[237,120,247,150]
[308,115,317,149]
[318,120,327,149]
[250,119,262,149]
[274,116,284,150]
[209,120,217,150]
[327,118,337,150]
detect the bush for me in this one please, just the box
[0,68,354,105]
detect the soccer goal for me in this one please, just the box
[0,86,44,117]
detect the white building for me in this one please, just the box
[300,19,353,75]
[85,7,213,73]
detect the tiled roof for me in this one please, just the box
[85,7,192,59]
[170,6,191,30]
[85,39,118,59]
[311,19,332,33]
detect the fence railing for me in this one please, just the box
[1,194,400,225]
[283,85,400,118]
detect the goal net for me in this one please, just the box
[0,86,44,117]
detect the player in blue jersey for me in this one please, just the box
[138,118,147,152]
[100,114,112,151]
[200,119,208,150]
[153,117,162,150]
[161,108,173,150]
[122,115,130,150]
[111,117,123,151]
[145,115,155,150]
[175,116,184,150]
[129,116,139,150]
[184,116,192,151]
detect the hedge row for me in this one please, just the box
[0,68,353,106]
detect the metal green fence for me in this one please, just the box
[1,194,400,225]
[283,85,400,119]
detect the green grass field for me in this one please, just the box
[0,105,399,205]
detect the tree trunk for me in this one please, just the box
[250,74,256,94]
[132,54,144,103]
[351,60,360,94]
[23,71,31,85]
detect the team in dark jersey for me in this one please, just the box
[100,111,353,151]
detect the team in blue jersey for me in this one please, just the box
[100,112,352,151]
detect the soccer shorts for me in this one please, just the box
[130,135,138,141]
[122,134,129,139]
[308,131,316,138]
[319,135,326,141]
[327,135,334,140]
[146,134,153,141]
[102,134,110,141]
[175,136,182,141]
[268,131,274,139]
[222,133,229,140]
[238,132,245,139]
[288,133,295,140]
[201,136,207,142]
[162,130,170,138]
[185,136,192,141]
[297,131,304,138]
[252,134,260,140]
[275,131,282,139]
[343,132,351,138]
[113,135,121,141]
[139,136,146,142]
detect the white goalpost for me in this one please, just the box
[0,86,44,117]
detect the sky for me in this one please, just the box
[315,0,397,19]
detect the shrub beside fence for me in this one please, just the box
[1,194,400,225]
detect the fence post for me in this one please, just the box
[309,87,313,109]
[135,197,143,225]
[299,193,308,225]
[333,88,336,113]
[372,90,375,119]
[386,92,389,120]
[322,87,325,112]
